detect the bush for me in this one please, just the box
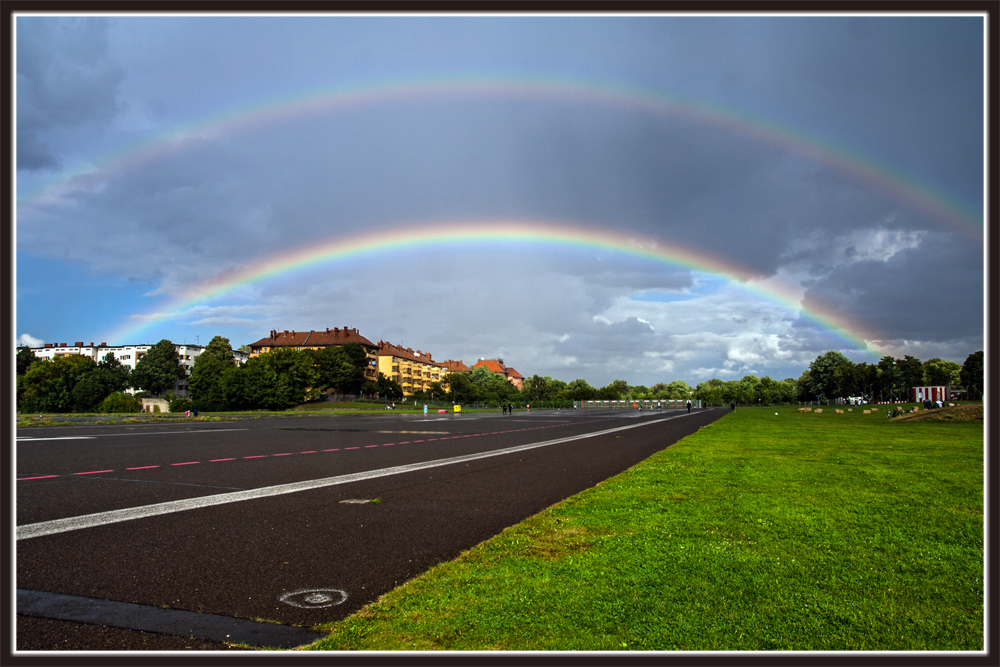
[100,392,142,414]
[169,397,193,413]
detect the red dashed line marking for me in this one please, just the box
[22,415,627,480]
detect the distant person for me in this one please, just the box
[687,400,692,413]
[502,404,507,415]
[730,401,736,411]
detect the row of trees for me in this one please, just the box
[16,343,169,413]
[16,335,985,413]
[793,350,983,403]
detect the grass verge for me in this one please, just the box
[304,406,984,651]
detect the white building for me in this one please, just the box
[24,340,249,398]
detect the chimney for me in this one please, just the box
[101,342,106,346]
[75,342,84,347]
[44,343,52,348]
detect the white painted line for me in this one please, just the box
[17,436,97,442]
[17,413,696,541]
[16,428,248,441]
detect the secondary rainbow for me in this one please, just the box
[108,218,881,355]
[18,75,982,241]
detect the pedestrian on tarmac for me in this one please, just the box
[686,400,692,413]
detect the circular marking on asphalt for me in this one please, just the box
[279,588,348,609]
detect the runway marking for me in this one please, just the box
[17,412,699,540]
[74,470,114,476]
[15,413,665,481]
[16,436,96,442]
[17,475,59,481]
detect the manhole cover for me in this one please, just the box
[279,588,348,609]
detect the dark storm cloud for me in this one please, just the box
[16,17,125,171]
[801,232,983,342]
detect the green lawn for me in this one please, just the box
[305,406,984,651]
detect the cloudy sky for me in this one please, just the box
[14,13,985,388]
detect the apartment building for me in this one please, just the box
[25,341,249,397]
[473,358,525,389]
[246,327,379,383]
[377,342,447,397]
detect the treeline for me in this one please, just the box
[690,350,984,407]
[15,336,985,413]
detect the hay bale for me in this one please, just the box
[814,409,823,414]
[863,410,871,414]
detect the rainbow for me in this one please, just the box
[17,75,982,241]
[108,218,881,356]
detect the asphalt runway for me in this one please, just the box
[16,407,725,651]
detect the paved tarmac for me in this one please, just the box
[15,407,724,652]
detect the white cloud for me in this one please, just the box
[17,333,45,347]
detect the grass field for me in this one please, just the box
[305,405,984,652]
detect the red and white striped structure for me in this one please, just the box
[912,386,949,402]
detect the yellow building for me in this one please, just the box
[247,327,379,383]
[377,342,447,397]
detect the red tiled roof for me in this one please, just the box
[473,359,507,374]
[504,366,524,380]
[377,341,445,367]
[248,327,376,350]
[441,359,471,373]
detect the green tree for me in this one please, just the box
[97,352,131,392]
[99,391,142,413]
[72,368,120,412]
[693,378,725,405]
[189,337,236,404]
[877,356,901,400]
[597,379,629,400]
[897,355,925,393]
[443,372,475,403]
[960,351,983,400]
[923,358,962,388]
[131,340,185,396]
[801,351,851,400]
[316,343,368,394]
[20,355,96,413]
[375,372,405,401]
[565,378,597,401]
[17,347,39,376]
[523,375,556,402]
